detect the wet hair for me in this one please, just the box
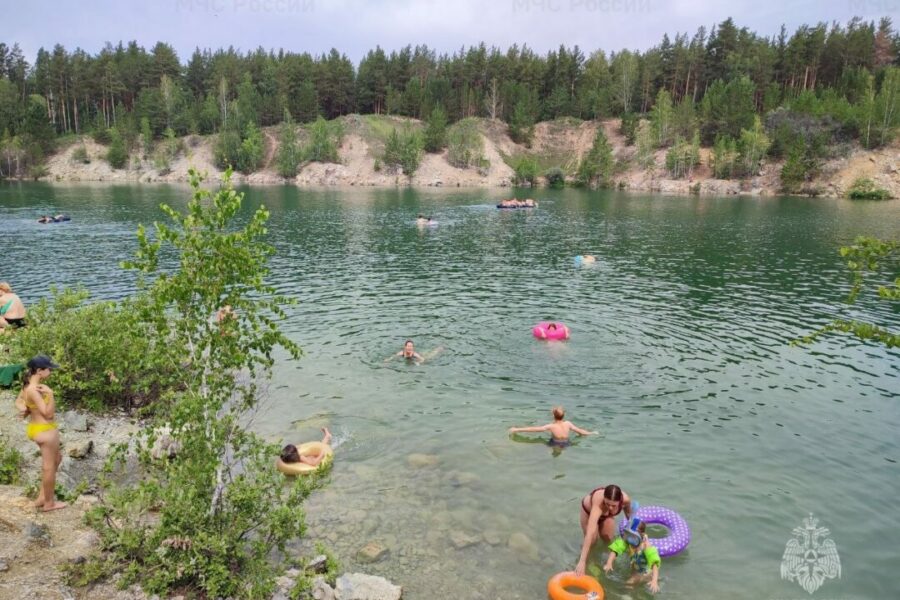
[281,444,300,464]
[603,484,624,503]
[417,214,424,219]
[548,323,558,330]
[404,340,413,347]
[0,282,11,293]
[552,406,565,421]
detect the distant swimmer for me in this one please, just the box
[508,406,598,447]
[385,339,443,365]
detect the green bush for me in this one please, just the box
[0,435,24,484]
[544,167,566,188]
[301,116,342,164]
[92,127,112,145]
[382,128,422,177]
[214,129,242,170]
[7,288,180,412]
[847,178,892,200]
[67,170,312,599]
[106,129,128,169]
[423,105,448,153]
[513,155,538,186]
[236,123,264,174]
[620,112,639,145]
[447,118,485,169]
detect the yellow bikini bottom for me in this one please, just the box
[26,422,58,440]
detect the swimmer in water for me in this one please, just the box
[508,406,598,447]
[385,339,444,365]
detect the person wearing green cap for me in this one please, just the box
[604,516,661,594]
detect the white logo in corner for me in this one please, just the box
[781,513,841,594]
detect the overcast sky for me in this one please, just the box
[2,0,893,64]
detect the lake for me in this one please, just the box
[1,182,898,599]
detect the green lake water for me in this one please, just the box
[1,182,898,599]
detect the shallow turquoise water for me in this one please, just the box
[1,182,898,599]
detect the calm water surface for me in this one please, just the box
[1,182,899,600]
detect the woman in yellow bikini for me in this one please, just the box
[15,355,67,512]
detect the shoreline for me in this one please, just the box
[18,117,898,200]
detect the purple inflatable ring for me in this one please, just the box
[619,505,690,557]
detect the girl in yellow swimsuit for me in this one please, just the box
[15,355,67,512]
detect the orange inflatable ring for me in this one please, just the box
[547,571,604,600]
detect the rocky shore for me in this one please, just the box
[0,391,402,600]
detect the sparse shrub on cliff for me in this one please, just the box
[276,110,299,178]
[382,127,422,177]
[71,143,90,164]
[301,116,342,164]
[106,129,128,169]
[447,118,485,169]
[423,105,448,153]
[513,155,538,186]
[847,178,892,199]
[545,166,566,188]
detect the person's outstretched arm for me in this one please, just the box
[509,424,551,433]
[570,422,599,436]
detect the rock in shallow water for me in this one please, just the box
[356,541,389,563]
[334,573,401,600]
[507,531,539,563]
[406,453,439,468]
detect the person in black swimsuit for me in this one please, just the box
[575,483,634,576]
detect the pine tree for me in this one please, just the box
[423,105,448,152]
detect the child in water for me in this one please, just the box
[508,406,598,447]
[604,516,661,594]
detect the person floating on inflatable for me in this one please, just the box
[604,516,661,594]
[509,406,598,447]
[277,428,333,476]
[532,322,570,340]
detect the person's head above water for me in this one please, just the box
[552,406,565,421]
[548,323,558,330]
[403,340,415,355]
[280,444,300,464]
[602,484,624,513]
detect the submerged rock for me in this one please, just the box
[406,453,439,468]
[334,573,401,600]
[449,530,480,549]
[507,531,539,563]
[356,541,389,563]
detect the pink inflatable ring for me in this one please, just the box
[532,322,570,340]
